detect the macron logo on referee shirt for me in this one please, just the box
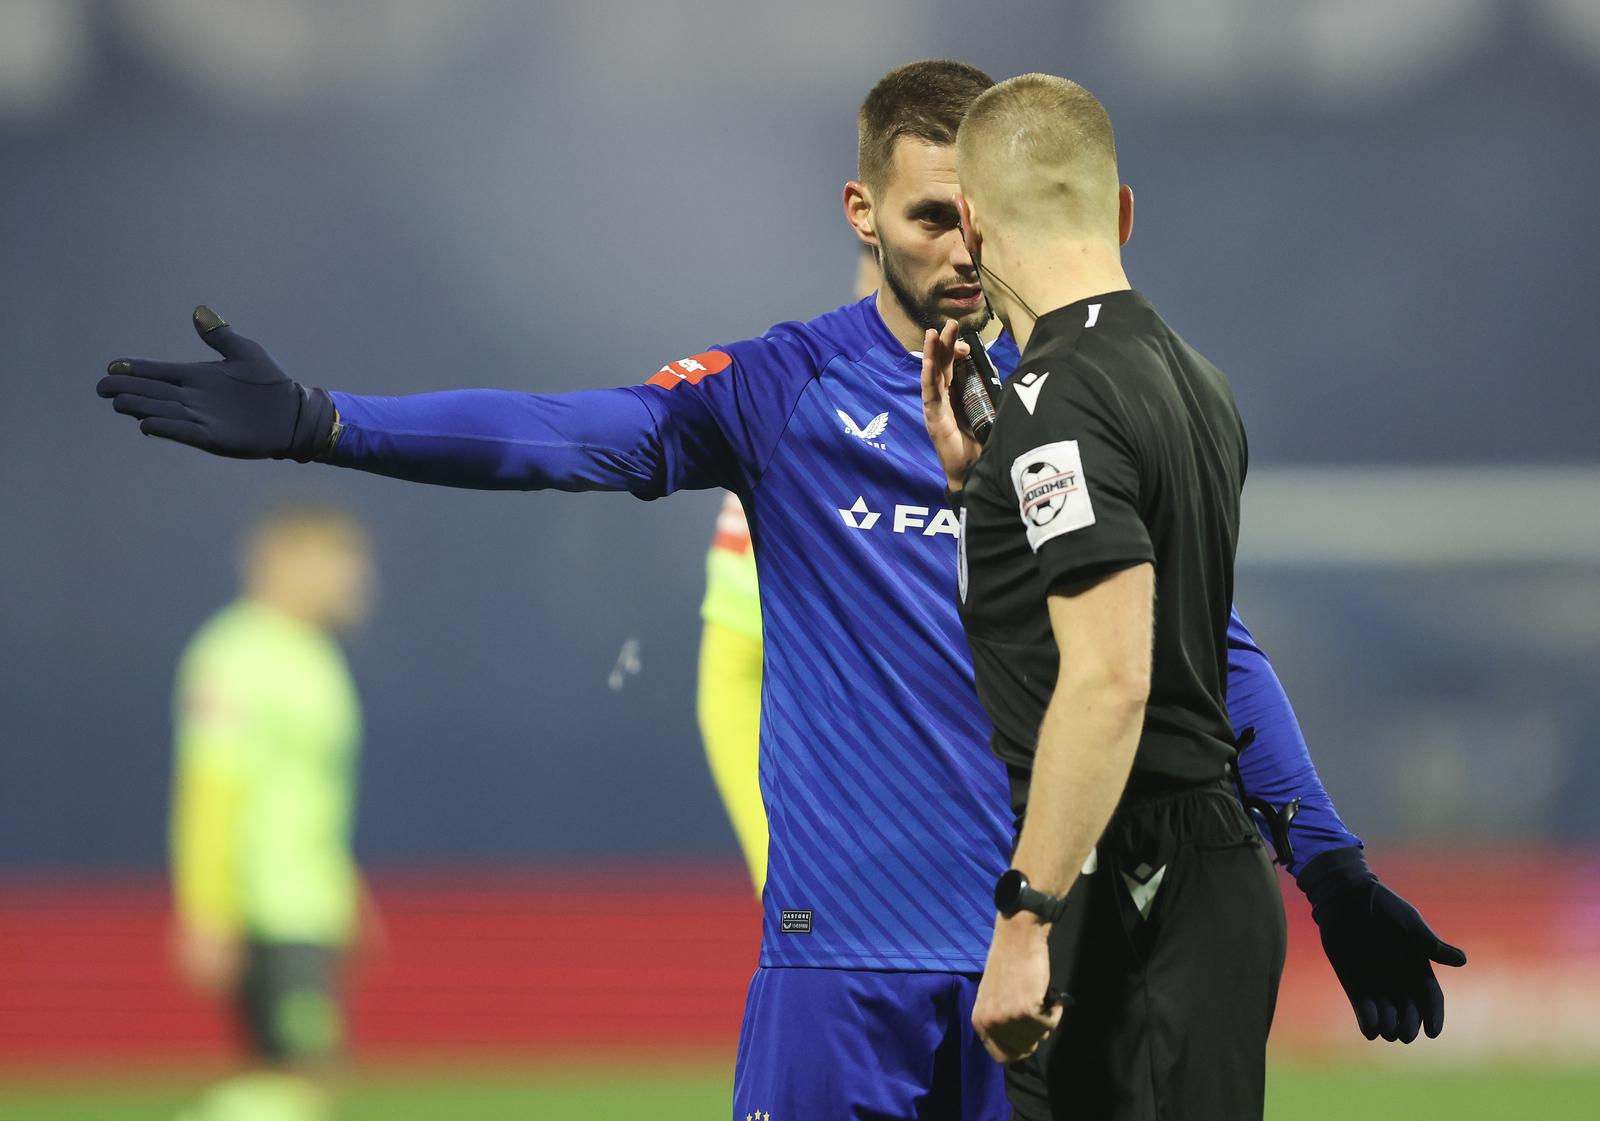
[1014,371,1050,415]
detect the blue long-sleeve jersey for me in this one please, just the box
[330,295,1356,970]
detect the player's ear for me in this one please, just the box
[843,181,878,249]
[956,192,981,259]
[1118,184,1135,246]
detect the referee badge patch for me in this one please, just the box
[1010,440,1095,551]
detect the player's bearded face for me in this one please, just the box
[877,229,987,333]
[873,141,989,332]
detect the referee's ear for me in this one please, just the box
[953,195,979,260]
[1118,184,1135,246]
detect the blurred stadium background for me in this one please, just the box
[3,0,1598,1116]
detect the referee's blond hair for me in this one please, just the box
[955,74,1121,242]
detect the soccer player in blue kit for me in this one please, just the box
[98,61,1461,1119]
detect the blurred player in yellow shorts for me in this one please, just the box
[696,249,880,895]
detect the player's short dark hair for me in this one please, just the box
[857,60,994,188]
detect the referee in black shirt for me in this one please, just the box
[921,74,1283,1119]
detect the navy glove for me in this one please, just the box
[98,306,336,462]
[1297,846,1466,1043]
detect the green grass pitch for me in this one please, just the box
[3,1061,1596,1120]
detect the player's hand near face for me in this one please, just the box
[971,913,1062,1063]
[920,318,982,492]
[97,306,337,462]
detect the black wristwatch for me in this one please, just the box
[994,869,1069,923]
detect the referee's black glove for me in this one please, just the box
[97,306,336,462]
[1297,846,1466,1043]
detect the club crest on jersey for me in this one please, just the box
[645,350,732,390]
[1010,440,1096,551]
[837,408,889,449]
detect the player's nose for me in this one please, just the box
[949,236,977,274]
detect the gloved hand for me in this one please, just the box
[1297,846,1466,1043]
[97,306,336,462]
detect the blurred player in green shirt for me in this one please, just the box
[696,247,880,895]
[170,502,373,1121]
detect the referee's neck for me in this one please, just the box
[996,241,1129,353]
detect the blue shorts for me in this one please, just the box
[732,966,1007,1121]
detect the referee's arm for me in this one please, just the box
[972,564,1153,1062]
[1012,571,1152,895]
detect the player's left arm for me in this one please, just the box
[1228,612,1467,1043]
[1226,607,1361,872]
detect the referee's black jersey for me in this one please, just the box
[956,289,1247,786]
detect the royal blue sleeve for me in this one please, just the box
[629,329,820,496]
[325,330,816,497]
[1227,607,1362,876]
[328,387,673,494]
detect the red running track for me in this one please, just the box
[2,852,1596,1065]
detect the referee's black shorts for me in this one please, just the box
[1006,780,1286,1121]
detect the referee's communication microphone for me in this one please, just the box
[952,327,1002,444]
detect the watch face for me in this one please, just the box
[994,869,1026,915]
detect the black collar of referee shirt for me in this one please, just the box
[1024,288,1151,356]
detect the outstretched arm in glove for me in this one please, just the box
[1228,609,1466,1043]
